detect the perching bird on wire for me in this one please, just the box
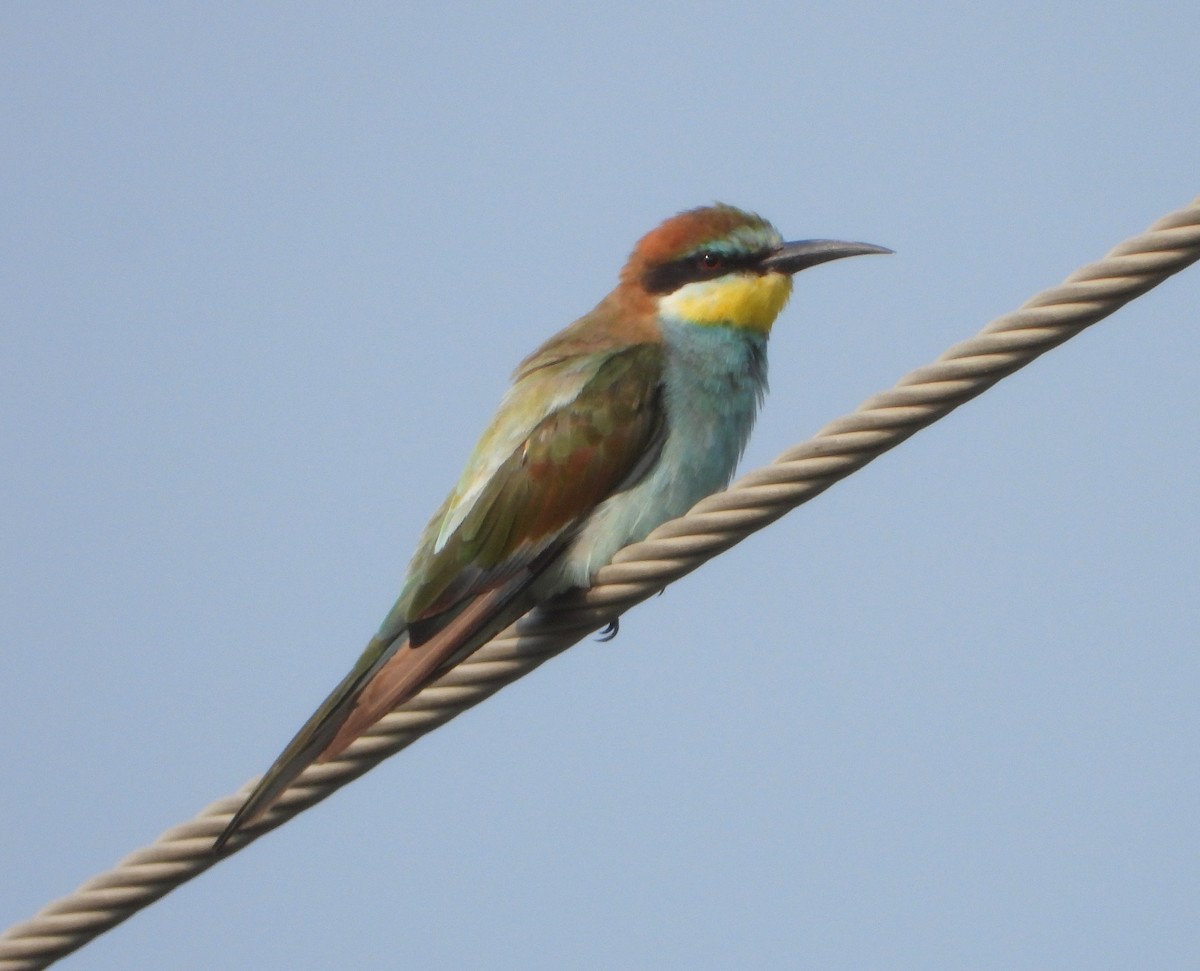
[215,204,890,850]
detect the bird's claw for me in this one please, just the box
[596,619,620,642]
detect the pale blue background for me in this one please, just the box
[3,4,1198,969]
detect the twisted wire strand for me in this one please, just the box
[2,196,1198,970]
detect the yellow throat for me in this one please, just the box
[657,272,794,335]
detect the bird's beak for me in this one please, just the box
[760,239,893,275]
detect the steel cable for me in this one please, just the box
[2,195,1197,970]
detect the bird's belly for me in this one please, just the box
[541,323,766,593]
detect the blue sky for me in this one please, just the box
[3,4,1198,969]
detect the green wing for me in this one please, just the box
[395,340,666,636]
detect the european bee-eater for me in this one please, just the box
[215,204,889,850]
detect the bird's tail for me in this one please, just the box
[212,629,405,851]
[213,573,539,852]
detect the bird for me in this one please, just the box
[214,203,889,850]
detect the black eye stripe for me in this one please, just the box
[642,249,768,295]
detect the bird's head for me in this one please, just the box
[621,204,890,336]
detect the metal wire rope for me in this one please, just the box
[2,194,1197,970]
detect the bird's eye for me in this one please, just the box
[698,251,724,271]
